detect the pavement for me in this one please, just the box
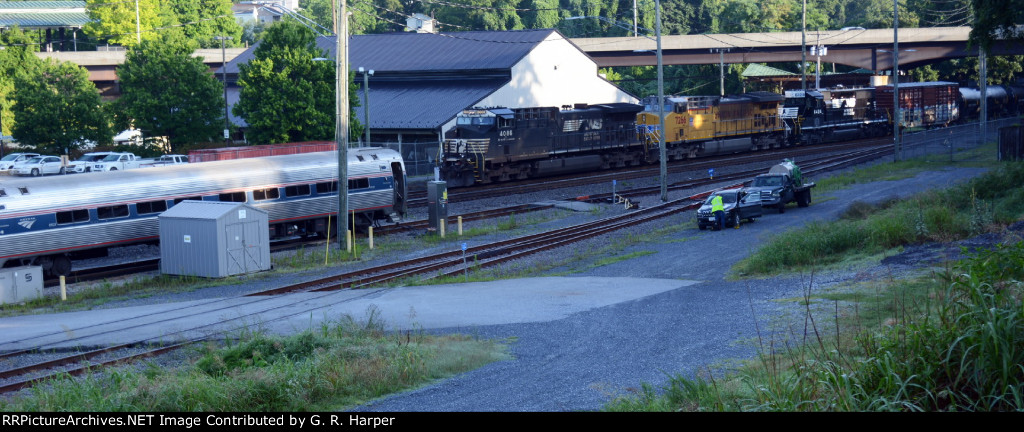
[0,277,695,351]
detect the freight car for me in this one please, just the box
[958,84,1024,121]
[0,148,407,277]
[439,103,644,188]
[876,81,960,129]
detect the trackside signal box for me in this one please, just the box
[427,181,448,232]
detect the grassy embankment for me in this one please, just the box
[605,158,1024,411]
[1,311,508,411]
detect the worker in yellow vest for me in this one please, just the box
[711,194,725,231]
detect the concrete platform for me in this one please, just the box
[0,277,698,351]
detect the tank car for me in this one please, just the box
[636,92,786,160]
[876,82,960,129]
[0,148,407,277]
[781,87,890,144]
[957,84,1024,121]
[439,103,644,187]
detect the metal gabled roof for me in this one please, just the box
[224,29,558,76]
[360,79,508,130]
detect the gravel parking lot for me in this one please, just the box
[347,165,1009,411]
[24,159,1012,412]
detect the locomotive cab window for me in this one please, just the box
[285,184,311,197]
[253,188,280,201]
[136,200,168,215]
[97,204,130,220]
[56,209,90,225]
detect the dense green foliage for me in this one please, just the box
[10,59,112,154]
[0,26,42,140]
[234,20,363,145]
[115,31,227,152]
[84,0,242,49]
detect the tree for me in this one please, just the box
[969,0,1024,51]
[115,31,226,152]
[83,0,163,47]
[234,20,362,145]
[1,26,43,140]
[11,59,112,154]
[164,0,243,48]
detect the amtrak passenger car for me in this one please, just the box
[0,148,407,277]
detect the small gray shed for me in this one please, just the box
[158,201,271,278]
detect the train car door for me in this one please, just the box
[391,161,407,217]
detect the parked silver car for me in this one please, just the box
[12,156,66,176]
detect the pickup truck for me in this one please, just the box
[68,151,115,173]
[91,152,143,172]
[140,154,189,168]
[745,159,816,213]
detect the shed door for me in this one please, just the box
[225,221,262,274]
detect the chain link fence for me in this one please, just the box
[370,141,440,178]
[897,118,1021,163]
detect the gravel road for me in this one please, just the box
[13,159,1008,412]
[350,165,1000,412]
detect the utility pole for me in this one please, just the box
[135,0,141,45]
[711,48,729,96]
[980,48,987,147]
[215,36,232,145]
[893,0,901,161]
[336,0,349,247]
[656,0,667,202]
[359,67,373,147]
[801,0,807,91]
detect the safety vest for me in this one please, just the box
[711,195,724,212]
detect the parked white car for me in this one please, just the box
[12,156,66,176]
[68,151,116,173]
[0,152,41,174]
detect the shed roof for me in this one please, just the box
[160,200,264,220]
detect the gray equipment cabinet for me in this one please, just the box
[158,201,271,278]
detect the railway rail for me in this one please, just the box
[2,147,889,394]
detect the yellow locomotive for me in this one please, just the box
[636,92,787,160]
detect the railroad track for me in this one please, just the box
[3,147,892,393]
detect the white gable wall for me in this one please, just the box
[440,33,637,134]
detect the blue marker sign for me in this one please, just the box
[708,168,715,179]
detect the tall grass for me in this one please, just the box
[737,162,1024,275]
[1,311,507,411]
[606,241,1024,412]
